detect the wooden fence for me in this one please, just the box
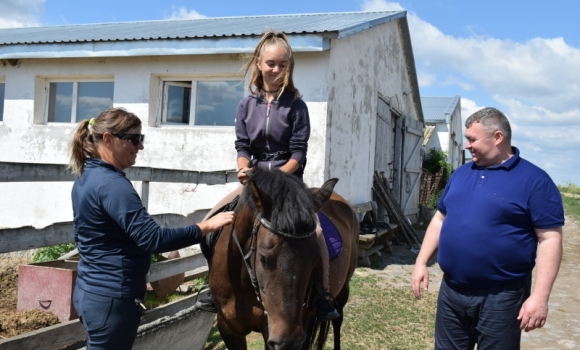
[0,162,238,350]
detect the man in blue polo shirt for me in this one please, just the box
[411,107,564,350]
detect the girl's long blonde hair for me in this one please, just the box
[242,31,301,99]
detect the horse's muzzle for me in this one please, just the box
[267,331,306,350]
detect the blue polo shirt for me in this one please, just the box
[72,158,204,298]
[437,147,564,288]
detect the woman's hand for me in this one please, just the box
[197,211,235,236]
[237,167,252,185]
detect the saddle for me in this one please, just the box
[200,195,240,263]
[317,212,343,261]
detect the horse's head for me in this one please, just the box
[239,169,337,350]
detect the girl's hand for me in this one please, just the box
[237,167,252,185]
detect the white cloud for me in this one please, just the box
[407,15,580,114]
[460,98,484,124]
[417,72,436,87]
[0,0,44,28]
[165,6,207,20]
[493,95,580,127]
[361,1,580,184]
[361,0,405,12]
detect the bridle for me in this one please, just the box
[231,211,317,305]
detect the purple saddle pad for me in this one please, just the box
[317,212,343,261]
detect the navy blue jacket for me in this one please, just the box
[234,91,310,178]
[72,158,204,298]
[437,147,564,289]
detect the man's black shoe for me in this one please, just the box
[195,295,217,313]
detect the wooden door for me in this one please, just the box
[398,116,423,221]
[374,97,396,221]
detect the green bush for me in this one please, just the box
[33,243,76,263]
[426,189,443,209]
[422,148,453,208]
[423,148,453,187]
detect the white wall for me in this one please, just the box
[325,21,419,204]
[448,101,463,169]
[0,53,329,228]
[424,122,448,154]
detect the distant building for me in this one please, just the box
[421,96,463,169]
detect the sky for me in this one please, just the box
[1,0,579,186]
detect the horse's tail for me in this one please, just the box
[306,316,330,350]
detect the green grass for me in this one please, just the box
[559,182,580,221]
[562,194,580,221]
[204,273,438,350]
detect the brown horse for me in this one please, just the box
[207,169,359,350]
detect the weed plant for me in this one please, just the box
[33,243,76,262]
[559,182,580,195]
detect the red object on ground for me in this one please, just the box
[17,260,79,322]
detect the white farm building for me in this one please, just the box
[0,11,424,229]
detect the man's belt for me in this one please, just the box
[253,151,291,161]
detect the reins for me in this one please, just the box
[231,213,263,303]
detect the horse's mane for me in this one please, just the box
[241,169,320,237]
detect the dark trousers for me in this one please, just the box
[73,285,141,350]
[435,275,531,350]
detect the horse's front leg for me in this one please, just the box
[331,314,343,350]
[216,313,248,350]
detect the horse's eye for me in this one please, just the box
[259,254,269,269]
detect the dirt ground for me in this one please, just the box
[361,215,580,349]
[1,216,579,348]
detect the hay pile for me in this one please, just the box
[0,257,60,338]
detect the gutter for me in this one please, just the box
[0,34,331,60]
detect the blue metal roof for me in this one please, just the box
[421,96,460,123]
[0,11,405,45]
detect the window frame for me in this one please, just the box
[44,78,114,124]
[162,81,195,126]
[0,77,5,122]
[159,77,245,127]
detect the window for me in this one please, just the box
[162,80,244,126]
[47,81,114,123]
[0,82,4,122]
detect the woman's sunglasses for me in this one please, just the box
[111,133,145,146]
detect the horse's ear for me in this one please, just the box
[314,178,339,207]
[248,179,273,214]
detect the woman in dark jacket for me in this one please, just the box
[69,108,234,349]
